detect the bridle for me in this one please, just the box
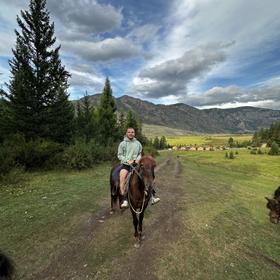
[127,163,154,214]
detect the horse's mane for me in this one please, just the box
[139,155,156,165]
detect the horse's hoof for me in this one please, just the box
[110,210,114,215]
[134,242,141,248]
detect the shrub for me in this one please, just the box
[268,142,279,155]
[257,149,263,155]
[225,152,229,158]
[62,141,92,170]
[229,151,234,159]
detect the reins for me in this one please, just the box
[127,163,147,215]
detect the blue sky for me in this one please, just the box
[0,0,280,109]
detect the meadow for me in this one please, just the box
[166,134,253,146]
[1,149,279,279]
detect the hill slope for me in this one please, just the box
[75,94,280,133]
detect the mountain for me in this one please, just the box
[75,94,280,133]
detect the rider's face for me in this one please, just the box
[126,129,135,140]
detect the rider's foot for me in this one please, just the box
[151,196,160,205]
[121,199,129,208]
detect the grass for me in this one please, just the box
[156,150,280,279]
[1,150,280,279]
[0,163,113,279]
[166,134,252,146]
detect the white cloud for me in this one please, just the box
[47,0,123,35]
[131,44,227,98]
[62,37,141,62]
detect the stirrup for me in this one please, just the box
[151,197,160,205]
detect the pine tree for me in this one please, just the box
[228,137,234,148]
[159,136,167,149]
[97,78,118,144]
[4,0,73,142]
[125,110,147,144]
[76,92,96,142]
[153,136,160,149]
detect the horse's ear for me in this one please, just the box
[265,197,270,202]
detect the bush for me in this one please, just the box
[18,139,64,169]
[62,140,119,170]
[257,149,263,155]
[0,145,16,175]
[225,152,229,158]
[268,142,279,155]
[63,141,93,170]
[229,151,234,159]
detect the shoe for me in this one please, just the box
[151,197,160,205]
[121,200,129,208]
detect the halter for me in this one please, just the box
[127,163,153,214]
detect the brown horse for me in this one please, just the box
[128,155,156,247]
[265,186,280,224]
[110,155,156,246]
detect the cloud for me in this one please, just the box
[47,0,123,36]
[62,37,141,62]
[127,24,160,44]
[182,82,280,109]
[132,44,227,98]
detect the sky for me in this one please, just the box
[0,0,280,110]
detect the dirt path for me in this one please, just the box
[31,156,185,280]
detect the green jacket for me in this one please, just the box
[117,136,142,165]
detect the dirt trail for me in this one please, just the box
[31,157,185,280]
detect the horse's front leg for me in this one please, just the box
[132,212,139,238]
[138,212,145,241]
[132,212,141,248]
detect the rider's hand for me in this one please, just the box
[127,160,134,164]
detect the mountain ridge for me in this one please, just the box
[74,94,280,133]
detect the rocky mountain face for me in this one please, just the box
[75,94,280,133]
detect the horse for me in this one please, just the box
[110,155,156,247]
[265,186,280,224]
[0,250,14,280]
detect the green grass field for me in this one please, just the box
[156,149,280,279]
[166,134,253,146]
[1,150,279,279]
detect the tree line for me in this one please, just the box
[0,0,154,176]
[251,120,280,155]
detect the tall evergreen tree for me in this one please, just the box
[75,92,96,142]
[97,78,118,144]
[4,0,73,142]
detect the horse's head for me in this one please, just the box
[138,155,156,193]
[265,197,280,224]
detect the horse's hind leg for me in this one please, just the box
[110,195,116,214]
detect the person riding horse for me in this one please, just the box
[117,127,160,208]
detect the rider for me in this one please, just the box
[118,127,160,208]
